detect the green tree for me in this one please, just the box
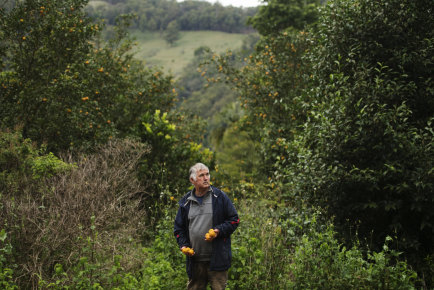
[285,0,433,283]
[163,20,180,46]
[212,31,310,179]
[248,0,321,35]
[0,0,176,153]
[86,0,257,33]
[211,106,264,184]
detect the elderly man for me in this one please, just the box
[174,163,239,290]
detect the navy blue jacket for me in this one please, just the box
[174,186,239,278]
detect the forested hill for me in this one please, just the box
[86,0,258,33]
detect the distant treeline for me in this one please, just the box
[86,0,258,33]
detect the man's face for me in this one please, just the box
[191,169,210,191]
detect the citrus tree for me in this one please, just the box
[213,31,310,183]
[0,0,176,153]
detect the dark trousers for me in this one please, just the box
[187,261,228,290]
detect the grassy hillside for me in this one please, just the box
[130,30,251,77]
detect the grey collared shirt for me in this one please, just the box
[188,189,213,261]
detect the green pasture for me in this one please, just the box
[131,30,250,76]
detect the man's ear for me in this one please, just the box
[190,177,194,184]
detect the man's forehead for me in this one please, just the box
[197,169,209,175]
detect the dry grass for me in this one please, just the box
[1,139,152,288]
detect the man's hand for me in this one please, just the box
[181,246,195,256]
[205,228,219,241]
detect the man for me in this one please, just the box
[174,163,239,290]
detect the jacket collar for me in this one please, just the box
[182,186,219,207]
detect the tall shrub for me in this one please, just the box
[284,0,433,279]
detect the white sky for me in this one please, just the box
[178,0,264,8]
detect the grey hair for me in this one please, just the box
[189,163,209,181]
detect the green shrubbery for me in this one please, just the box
[38,207,186,289]
[131,195,417,289]
[38,217,142,289]
[137,109,214,198]
[0,230,17,289]
[0,132,419,288]
[214,0,433,285]
[289,223,417,289]
[295,0,434,258]
[227,198,416,289]
[139,209,187,289]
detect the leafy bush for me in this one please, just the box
[211,30,311,181]
[139,208,186,289]
[228,199,296,289]
[289,221,417,289]
[0,129,74,193]
[137,109,215,197]
[0,230,18,290]
[39,217,141,289]
[222,196,417,289]
[248,0,321,35]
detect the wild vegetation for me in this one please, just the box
[213,0,433,286]
[0,0,433,289]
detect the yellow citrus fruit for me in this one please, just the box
[205,233,211,240]
[182,247,195,256]
[208,229,216,238]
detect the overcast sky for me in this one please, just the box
[178,0,264,8]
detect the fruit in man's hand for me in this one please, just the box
[181,247,195,256]
[205,229,217,241]
[208,229,216,238]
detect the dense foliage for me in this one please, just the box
[0,0,213,191]
[296,0,434,265]
[0,0,175,152]
[0,1,213,286]
[215,0,433,285]
[0,131,147,288]
[248,0,322,35]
